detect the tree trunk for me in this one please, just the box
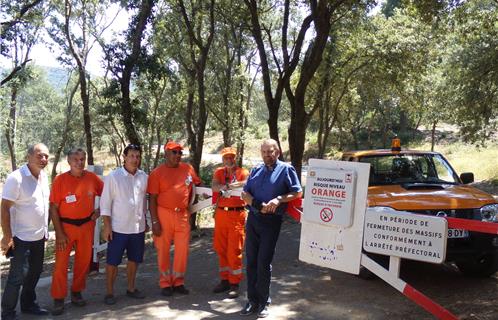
[288,110,307,182]
[431,120,437,151]
[285,0,332,179]
[192,68,208,174]
[153,125,162,170]
[267,103,282,154]
[79,70,94,164]
[177,0,215,175]
[5,86,18,170]
[52,81,79,181]
[64,0,94,164]
[118,0,155,145]
[244,0,286,156]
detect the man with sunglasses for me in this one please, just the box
[100,144,148,305]
[211,147,249,299]
[147,141,201,296]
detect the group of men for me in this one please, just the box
[1,138,302,319]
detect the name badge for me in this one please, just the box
[185,175,192,186]
[65,194,77,203]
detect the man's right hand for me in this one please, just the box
[55,231,69,251]
[152,222,162,237]
[102,224,113,241]
[1,236,13,255]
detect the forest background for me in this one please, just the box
[1,0,497,188]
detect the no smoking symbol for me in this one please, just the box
[320,208,333,222]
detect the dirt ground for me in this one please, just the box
[1,215,497,320]
[1,182,497,319]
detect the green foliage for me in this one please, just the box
[2,0,497,185]
[199,162,217,186]
[442,0,498,143]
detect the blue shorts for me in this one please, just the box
[106,231,145,266]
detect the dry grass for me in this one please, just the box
[411,141,498,183]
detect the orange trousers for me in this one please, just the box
[153,207,190,288]
[213,208,247,284]
[51,221,95,299]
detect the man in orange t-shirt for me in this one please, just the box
[211,147,249,299]
[147,141,201,296]
[49,148,103,315]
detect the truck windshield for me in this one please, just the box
[359,154,460,186]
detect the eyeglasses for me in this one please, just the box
[171,150,183,155]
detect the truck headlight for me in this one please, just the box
[480,204,498,222]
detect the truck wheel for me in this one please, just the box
[455,252,498,277]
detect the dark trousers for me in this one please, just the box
[245,212,282,307]
[1,237,45,318]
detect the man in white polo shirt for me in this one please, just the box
[100,144,148,305]
[1,143,50,320]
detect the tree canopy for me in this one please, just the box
[1,0,496,177]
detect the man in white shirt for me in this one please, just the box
[1,144,50,320]
[100,144,148,305]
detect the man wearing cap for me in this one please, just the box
[211,147,249,299]
[147,141,201,296]
[100,144,148,305]
[1,144,50,320]
[49,148,104,315]
[240,139,302,318]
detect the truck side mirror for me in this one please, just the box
[460,172,474,184]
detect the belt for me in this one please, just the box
[218,206,246,212]
[162,207,187,212]
[60,213,93,226]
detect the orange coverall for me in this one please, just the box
[147,162,200,288]
[213,166,249,285]
[49,171,103,299]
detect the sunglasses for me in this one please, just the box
[124,143,142,154]
[171,150,183,155]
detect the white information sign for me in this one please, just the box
[303,167,356,227]
[363,207,448,264]
[299,159,370,274]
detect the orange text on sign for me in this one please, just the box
[311,188,346,199]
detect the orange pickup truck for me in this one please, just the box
[342,140,498,277]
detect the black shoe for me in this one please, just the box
[227,284,239,299]
[161,287,173,297]
[213,280,230,293]
[126,289,145,299]
[71,291,87,307]
[1,312,17,320]
[173,285,189,295]
[21,304,49,316]
[52,299,65,316]
[104,294,116,305]
[240,302,258,316]
[257,305,269,318]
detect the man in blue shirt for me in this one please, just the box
[240,139,302,318]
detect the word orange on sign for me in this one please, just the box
[311,188,347,198]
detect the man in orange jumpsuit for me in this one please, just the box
[147,141,201,296]
[49,148,103,315]
[211,147,249,299]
